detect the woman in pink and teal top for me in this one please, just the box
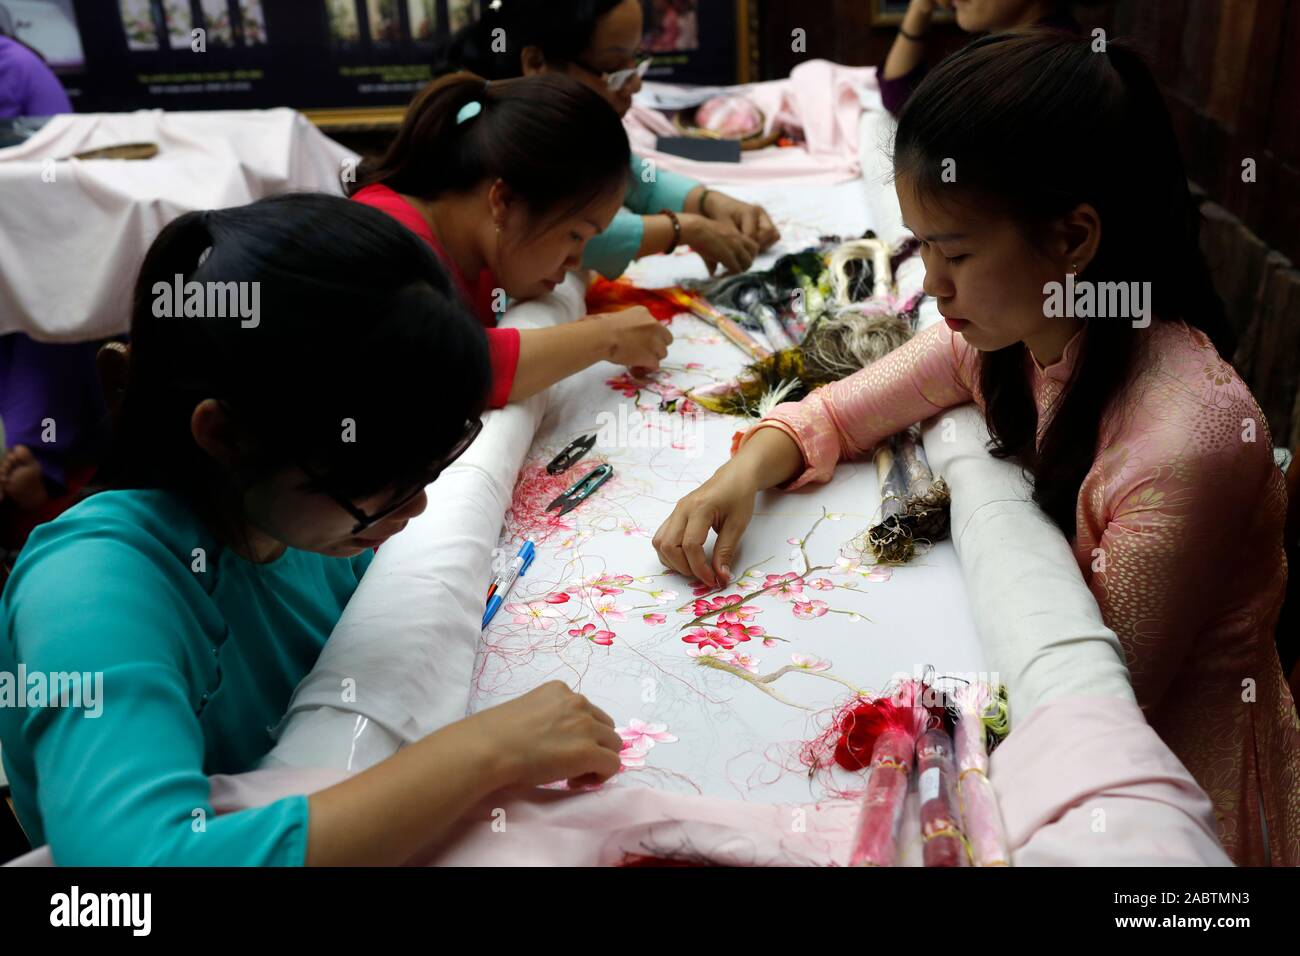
[654,31,1299,866]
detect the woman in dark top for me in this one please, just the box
[878,0,1087,115]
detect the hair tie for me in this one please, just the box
[456,100,483,125]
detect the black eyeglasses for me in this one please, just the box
[300,417,483,536]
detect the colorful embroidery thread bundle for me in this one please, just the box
[865,430,951,564]
[683,236,922,418]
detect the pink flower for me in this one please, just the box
[592,598,628,621]
[762,638,779,648]
[834,556,893,582]
[643,612,667,625]
[619,740,649,768]
[792,600,829,620]
[690,580,716,597]
[605,374,642,398]
[683,626,731,649]
[763,572,805,601]
[649,588,677,604]
[691,594,759,624]
[507,602,561,630]
[617,719,678,751]
[808,578,835,591]
[718,602,760,625]
[729,651,760,673]
[581,573,634,597]
[568,623,616,646]
[545,592,571,604]
[791,653,831,671]
[722,623,763,643]
[687,644,733,662]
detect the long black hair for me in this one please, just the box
[895,30,1233,538]
[349,71,630,232]
[432,0,627,80]
[100,193,491,545]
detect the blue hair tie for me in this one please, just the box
[456,101,483,125]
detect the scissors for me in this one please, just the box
[546,434,597,475]
[546,464,614,517]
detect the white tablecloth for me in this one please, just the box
[0,108,357,342]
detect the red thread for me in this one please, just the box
[586,278,680,323]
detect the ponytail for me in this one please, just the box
[350,71,630,232]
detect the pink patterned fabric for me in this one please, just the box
[6,696,1229,866]
[743,319,1299,866]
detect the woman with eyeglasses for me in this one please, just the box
[434,0,781,279]
[0,194,624,865]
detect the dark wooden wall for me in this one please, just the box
[755,0,1299,445]
[1109,0,1299,446]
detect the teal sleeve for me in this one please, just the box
[623,155,699,216]
[6,535,311,866]
[582,208,647,280]
[581,155,700,280]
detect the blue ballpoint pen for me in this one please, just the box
[483,541,536,629]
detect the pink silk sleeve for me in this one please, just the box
[738,322,978,489]
[1080,415,1275,711]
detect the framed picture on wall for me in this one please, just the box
[868,0,955,26]
[640,0,756,85]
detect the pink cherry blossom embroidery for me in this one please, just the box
[791,653,831,671]
[690,580,716,597]
[617,719,679,751]
[808,578,835,591]
[834,556,893,582]
[605,374,643,398]
[762,637,779,648]
[729,651,760,673]
[568,623,616,646]
[691,594,760,623]
[687,644,733,662]
[619,741,648,768]
[649,588,678,604]
[507,602,561,630]
[763,572,805,601]
[792,600,829,620]
[545,592,571,604]
[643,612,668,625]
[592,598,629,621]
[683,626,731,649]
[722,623,763,643]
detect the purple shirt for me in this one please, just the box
[0,35,72,118]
